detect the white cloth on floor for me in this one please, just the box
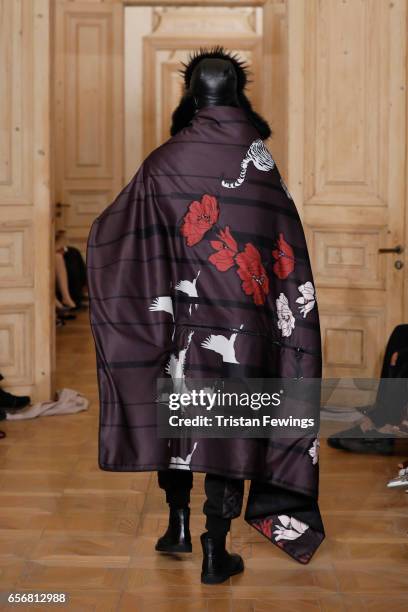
[6,388,89,420]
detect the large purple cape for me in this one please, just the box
[87,105,325,563]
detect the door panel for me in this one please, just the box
[53,0,405,380]
[141,6,263,156]
[289,0,407,376]
[54,0,124,253]
[0,0,53,400]
[59,2,287,213]
[124,3,287,179]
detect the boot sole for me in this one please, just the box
[201,560,244,584]
[155,543,192,554]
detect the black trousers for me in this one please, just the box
[368,325,408,427]
[157,470,245,538]
[369,347,408,427]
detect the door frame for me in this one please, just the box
[123,0,289,175]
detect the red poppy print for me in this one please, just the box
[254,517,273,540]
[208,226,238,272]
[272,233,295,279]
[236,243,270,305]
[180,194,219,247]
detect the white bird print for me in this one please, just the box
[201,324,243,364]
[166,331,194,398]
[175,270,200,315]
[149,296,174,319]
[169,442,198,470]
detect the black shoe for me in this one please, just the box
[328,433,395,455]
[0,388,31,411]
[58,312,77,321]
[200,532,244,584]
[155,507,192,553]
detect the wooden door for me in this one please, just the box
[124,2,287,182]
[54,0,124,254]
[0,0,53,401]
[53,0,406,382]
[288,0,407,378]
[53,1,287,244]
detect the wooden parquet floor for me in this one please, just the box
[0,310,407,611]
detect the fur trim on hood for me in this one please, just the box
[170,47,271,140]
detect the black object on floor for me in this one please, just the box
[0,388,31,411]
[327,324,408,455]
[327,434,395,456]
[360,324,408,428]
[155,507,192,553]
[58,312,77,321]
[200,532,244,584]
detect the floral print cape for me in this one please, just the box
[87,105,325,564]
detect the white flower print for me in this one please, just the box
[276,293,295,337]
[308,437,319,465]
[175,270,200,315]
[273,515,309,542]
[296,282,316,318]
[280,176,292,200]
[169,442,198,470]
[222,139,275,189]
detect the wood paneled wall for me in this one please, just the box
[54,0,124,254]
[57,0,288,251]
[124,2,288,177]
[123,0,407,377]
[0,0,53,400]
[2,0,406,400]
[289,0,407,376]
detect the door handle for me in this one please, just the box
[55,202,70,208]
[378,245,403,254]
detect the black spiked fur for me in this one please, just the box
[181,46,250,92]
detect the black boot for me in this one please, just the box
[0,388,30,411]
[200,532,244,584]
[155,507,192,553]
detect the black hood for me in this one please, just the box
[170,47,271,140]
